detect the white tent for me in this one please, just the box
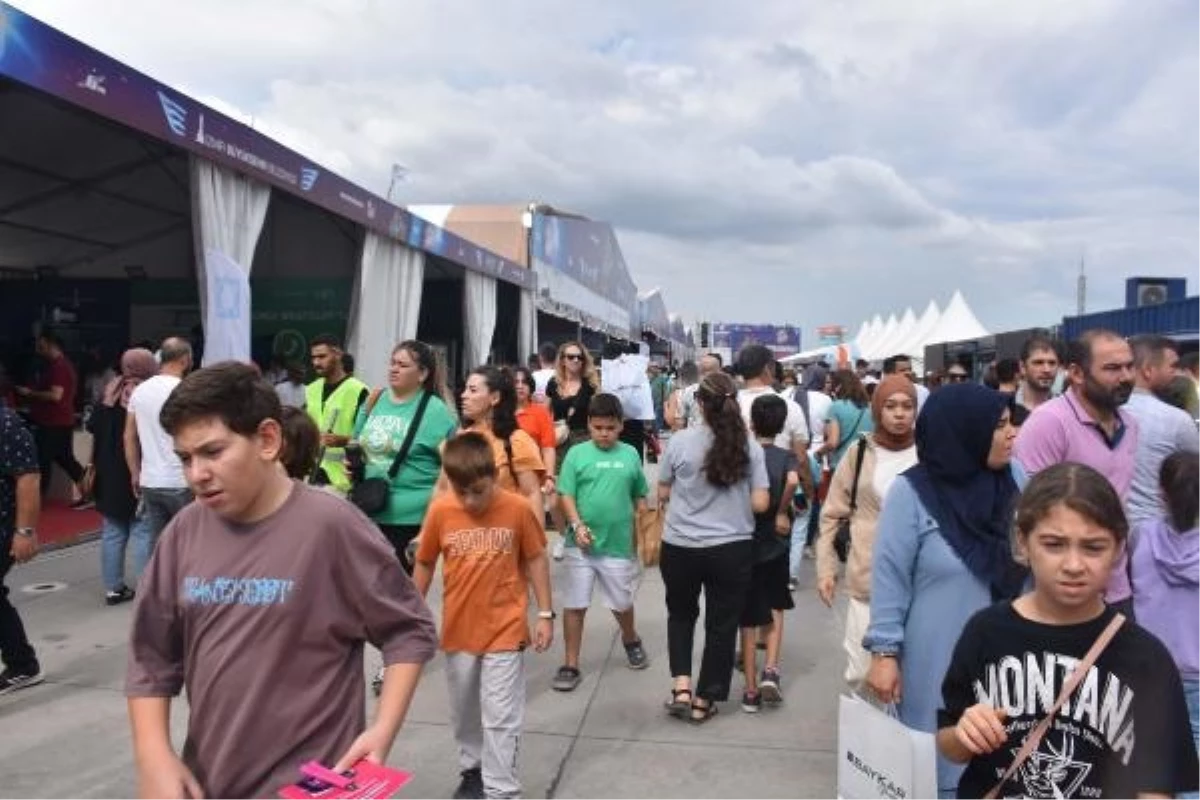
[923,290,989,347]
[893,299,942,358]
[856,315,884,354]
[866,313,901,360]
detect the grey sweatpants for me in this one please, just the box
[445,650,526,799]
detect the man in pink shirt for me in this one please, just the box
[1013,328,1139,611]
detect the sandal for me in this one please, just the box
[689,700,719,725]
[664,688,693,718]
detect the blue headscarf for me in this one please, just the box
[902,383,1026,599]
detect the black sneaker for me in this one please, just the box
[105,586,135,606]
[452,767,484,800]
[741,689,762,714]
[0,667,45,697]
[623,639,649,670]
[552,665,582,692]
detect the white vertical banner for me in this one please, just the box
[202,248,252,364]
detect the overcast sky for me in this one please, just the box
[15,0,1197,338]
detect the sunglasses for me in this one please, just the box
[563,353,584,361]
[947,373,968,382]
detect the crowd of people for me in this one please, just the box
[0,326,1198,798]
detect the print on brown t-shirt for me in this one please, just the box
[416,488,546,654]
[125,482,438,799]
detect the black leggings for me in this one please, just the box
[660,539,753,702]
[35,425,85,496]
[377,523,421,576]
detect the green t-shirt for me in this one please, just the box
[353,391,458,525]
[557,440,648,558]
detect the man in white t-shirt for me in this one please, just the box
[532,342,558,402]
[125,337,193,554]
[736,345,815,501]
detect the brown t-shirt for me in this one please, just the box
[125,482,438,799]
[30,354,77,427]
[415,489,545,654]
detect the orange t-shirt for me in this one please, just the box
[416,489,546,654]
[516,403,556,450]
[463,424,545,492]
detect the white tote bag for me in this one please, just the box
[837,694,937,799]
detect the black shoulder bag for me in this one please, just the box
[834,437,868,563]
[348,391,433,515]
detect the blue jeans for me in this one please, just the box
[789,507,811,579]
[140,487,192,553]
[101,515,152,592]
[1182,678,1198,800]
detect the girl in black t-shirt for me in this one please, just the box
[938,463,1199,799]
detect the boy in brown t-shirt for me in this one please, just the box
[125,363,438,799]
[414,432,554,800]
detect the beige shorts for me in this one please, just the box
[560,547,639,612]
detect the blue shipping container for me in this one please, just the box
[1062,296,1199,341]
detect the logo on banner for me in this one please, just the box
[157,91,188,136]
[77,72,107,95]
[300,167,320,191]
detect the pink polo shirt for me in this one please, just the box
[1013,387,1140,602]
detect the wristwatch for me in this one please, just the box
[537,609,557,620]
[14,527,35,539]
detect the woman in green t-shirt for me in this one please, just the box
[353,340,458,572]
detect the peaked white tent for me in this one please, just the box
[866,313,901,360]
[856,315,884,354]
[923,290,989,347]
[893,299,942,358]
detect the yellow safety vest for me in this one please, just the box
[306,376,369,493]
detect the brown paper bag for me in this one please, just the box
[636,505,663,567]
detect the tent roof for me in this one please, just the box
[923,290,989,347]
[893,299,942,358]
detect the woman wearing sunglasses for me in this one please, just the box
[544,342,599,555]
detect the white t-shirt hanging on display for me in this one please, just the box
[601,355,655,421]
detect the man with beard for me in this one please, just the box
[1013,334,1062,411]
[1014,328,1139,614]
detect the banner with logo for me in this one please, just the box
[710,323,802,358]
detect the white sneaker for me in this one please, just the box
[552,536,566,561]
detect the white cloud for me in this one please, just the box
[12,0,1196,339]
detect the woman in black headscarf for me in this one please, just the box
[861,383,1026,798]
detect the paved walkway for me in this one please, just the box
[0,529,846,798]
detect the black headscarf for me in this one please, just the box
[801,363,828,393]
[902,383,1026,599]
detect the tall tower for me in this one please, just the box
[1076,255,1087,316]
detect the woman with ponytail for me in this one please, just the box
[657,372,770,724]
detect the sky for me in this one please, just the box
[13,0,1198,339]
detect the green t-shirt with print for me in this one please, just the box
[557,440,648,559]
[353,390,458,525]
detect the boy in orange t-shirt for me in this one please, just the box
[414,432,554,800]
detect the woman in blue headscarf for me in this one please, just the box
[862,383,1026,798]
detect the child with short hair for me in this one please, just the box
[938,462,1199,798]
[413,432,554,800]
[738,393,799,713]
[126,363,437,799]
[552,393,650,693]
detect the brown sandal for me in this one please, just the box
[689,700,719,724]
[665,688,692,718]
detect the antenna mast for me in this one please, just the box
[1076,254,1087,316]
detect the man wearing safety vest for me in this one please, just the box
[305,334,369,493]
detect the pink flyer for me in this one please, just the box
[278,761,413,799]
